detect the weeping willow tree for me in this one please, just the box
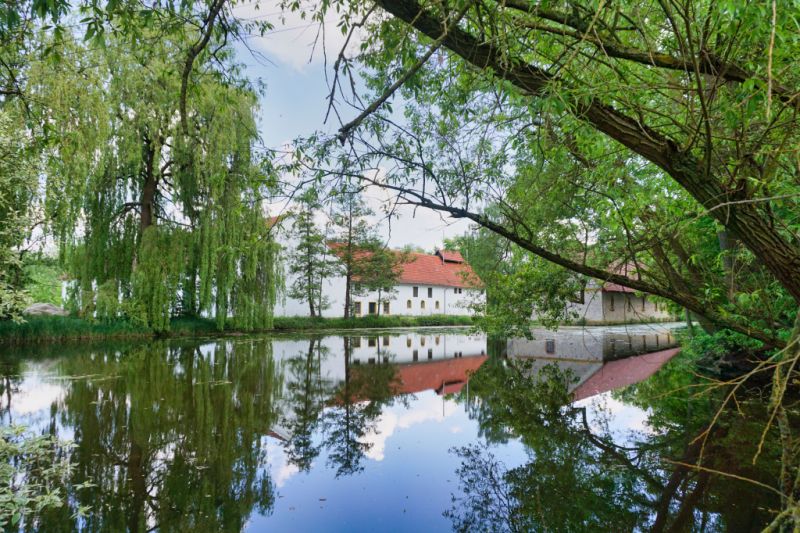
[18,28,279,331]
[0,110,39,320]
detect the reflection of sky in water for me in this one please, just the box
[253,390,529,532]
[253,391,655,531]
[578,392,654,445]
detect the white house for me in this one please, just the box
[558,279,673,324]
[533,263,673,325]
[272,218,484,317]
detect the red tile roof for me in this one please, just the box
[438,250,464,263]
[267,215,285,230]
[571,347,679,401]
[602,283,636,293]
[397,252,481,288]
[328,244,482,288]
[335,355,488,404]
[601,262,641,293]
[395,355,488,396]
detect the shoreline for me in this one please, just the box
[0,315,478,346]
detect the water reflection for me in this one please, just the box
[507,324,678,400]
[454,325,781,532]
[0,324,786,531]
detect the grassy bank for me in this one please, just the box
[0,314,475,345]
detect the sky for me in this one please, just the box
[232,2,473,251]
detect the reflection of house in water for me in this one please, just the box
[271,332,487,394]
[348,332,486,366]
[269,332,488,440]
[506,324,680,400]
[392,356,487,396]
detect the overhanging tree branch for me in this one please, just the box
[370,0,800,304]
[330,167,784,347]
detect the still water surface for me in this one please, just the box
[1,324,782,531]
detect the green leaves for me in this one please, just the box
[0,425,79,530]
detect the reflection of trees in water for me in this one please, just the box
[282,337,333,472]
[0,355,22,424]
[321,337,401,477]
[278,336,404,478]
[23,339,283,532]
[450,357,783,532]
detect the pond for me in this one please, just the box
[0,324,783,531]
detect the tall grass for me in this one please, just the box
[0,314,474,345]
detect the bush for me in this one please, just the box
[0,426,88,530]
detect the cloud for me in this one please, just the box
[363,394,458,461]
[10,373,64,415]
[265,438,301,488]
[576,392,654,441]
[233,1,362,72]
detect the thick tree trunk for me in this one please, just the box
[140,136,157,232]
[718,230,740,300]
[127,439,146,533]
[374,0,800,304]
[305,223,317,317]
[343,198,354,319]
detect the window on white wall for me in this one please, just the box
[354,302,362,316]
[435,301,440,310]
[427,287,433,298]
[383,301,390,314]
[421,300,426,309]
[407,299,412,309]
[413,286,419,297]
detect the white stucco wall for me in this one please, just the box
[563,289,606,322]
[275,275,483,317]
[601,292,672,322]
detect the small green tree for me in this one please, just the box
[353,243,405,316]
[329,185,379,318]
[287,191,336,317]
